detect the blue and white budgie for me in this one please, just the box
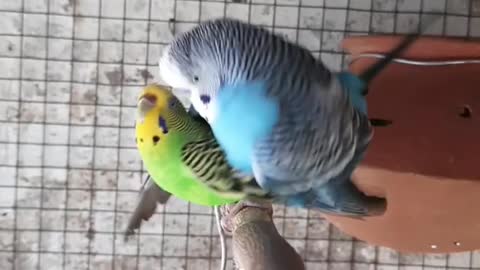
[159,18,421,217]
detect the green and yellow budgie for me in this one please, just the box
[135,84,268,207]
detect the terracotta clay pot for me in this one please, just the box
[321,36,480,253]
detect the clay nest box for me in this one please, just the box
[322,36,480,253]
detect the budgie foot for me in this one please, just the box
[220,199,273,234]
[311,178,387,218]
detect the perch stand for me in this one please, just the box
[322,36,480,253]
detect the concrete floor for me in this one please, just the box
[0,0,479,269]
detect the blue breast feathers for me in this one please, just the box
[337,72,367,114]
[211,81,279,174]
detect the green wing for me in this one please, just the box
[181,137,269,199]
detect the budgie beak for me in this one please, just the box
[137,94,157,121]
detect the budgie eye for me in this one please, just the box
[193,76,199,82]
[168,99,176,108]
[200,95,210,105]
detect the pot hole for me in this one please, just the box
[430,244,438,249]
[459,105,472,119]
[454,242,461,246]
[370,118,393,127]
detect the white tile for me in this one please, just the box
[322,31,344,51]
[47,60,72,81]
[46,82,70,102]
[0,58,20,78]
[97,85,121,105]
[101,0,125,18]
[371,12,395,33]
[162,236,187,256]
[0,0,22,11]
[175,0,200,21]
[99,41,123,62]
[23,36,47,58]
[471,18,480,37]
[200,1,225,21]
[323,8,347,30]
[49,15,74,38]
[25,0,48,12]
[43,168,67,187]
[43,145,67,167]
[73,62,98,83]
[96,105,120,126]
[95,127,119,146]
[70,104,96,124]
[98,64,122,84]
[69,125,94,145]
[23,14,47,35]
[250,5,274,26]
[151,0,174,20]
[74,17,99,40]
[325,0,347,8]
[349,0,372,10]
[73,40,99,61]
[100,19,124,41]
[226,3,250,22]
[19,144,43,166]
[396,13,420,33]
[20,101,45,123]
[0,12,21,35]
[46,103,70,124]
[94,147,118,169]
[119,148,142,170]
[422,0,446,12]
[397,0,421,12]
[68,146,93,168]
[22,59,46,80]
[347,10,371,31]
[274,6,299,27]
[149,21,174,43]
[92,190,115,210]
[19,123,44,143]
[447,252,471,267]
[20,81,46,101]
[299,7,324,29]
[421,14,445,35]
[298,29,321,51]
[446,0,470,15]
[75,0,100,16]
[125,20,149,42]
[48,38,73,60]
[126,0,149,19]
[446,15,468,36]
[0,101,19,122]
[124,43,147,64]
[50,0,74,14]
[0,123,17,143]
[0,80,19,102]
[0,36,21,57]
[372,0,396,11]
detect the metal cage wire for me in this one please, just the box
[0,0,479,269]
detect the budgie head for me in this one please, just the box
[159,19,238,123]
[135,84,189,150]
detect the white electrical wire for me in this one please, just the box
[214,206,227,270]
[351,54,480,66]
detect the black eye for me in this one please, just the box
[169,99,176,108]
[200,95,210,104]
[193,76,199,82]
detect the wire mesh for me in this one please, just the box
[0,0,479,269]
